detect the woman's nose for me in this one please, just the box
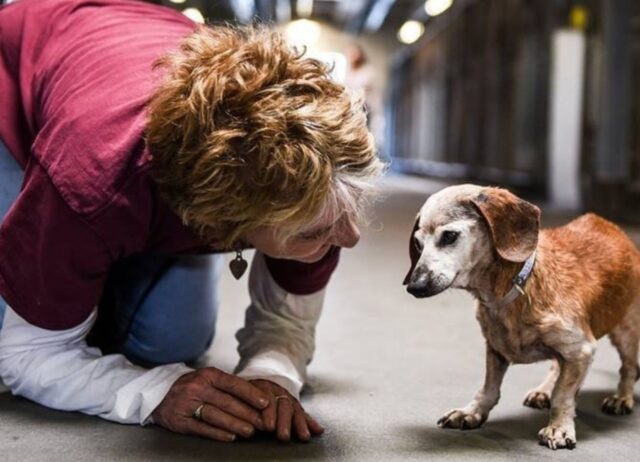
[332,217,360,248]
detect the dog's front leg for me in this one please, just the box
[438,343,508,430]
[538,341,595,450]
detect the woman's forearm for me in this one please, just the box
[0,304,192,424]
[235,252,326,398]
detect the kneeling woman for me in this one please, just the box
[0,0,382,443]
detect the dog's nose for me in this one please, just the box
[406,273,432,298]
[407,283,430,298]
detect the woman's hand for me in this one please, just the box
[250,379,324,442]
[152,367,269,442]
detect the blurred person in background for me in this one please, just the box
[345,43,385,151]
[0,0,382,443]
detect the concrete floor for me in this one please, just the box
[2,175,640,461]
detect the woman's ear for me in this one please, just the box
[469,187,540,263]
[403,217,421,285]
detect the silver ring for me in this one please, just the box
[274,395,291,403]
[193,404,204,420]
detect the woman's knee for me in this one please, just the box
[121,254,224,365]
[124,319,217,365]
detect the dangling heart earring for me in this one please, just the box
[229,250,248,280]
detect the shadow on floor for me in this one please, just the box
[396,388,637,459]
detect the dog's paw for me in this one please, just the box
[523,390,550,409]
[602,395,634,415]
[537,424,576,450]
[437,409,486,430]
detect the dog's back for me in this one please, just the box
[537,213,640,339]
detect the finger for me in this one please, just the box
[202,388,264,430]
[261,395,277,432]
[305,413,325,435]
[293,409,311,442]
[210,372,269,410]
[201,404,256,438]
[185,418,236,442]
[276,398,294,442]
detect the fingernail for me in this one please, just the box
[256,417,265,430]
[244,426,254,436]
[259,398,268,407]
[228,434,236,442]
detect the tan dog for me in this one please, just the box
[403,184,640,450]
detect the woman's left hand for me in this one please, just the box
[249,379,324,442]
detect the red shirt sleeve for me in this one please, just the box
[0,161,112,330]
[264,246,341,295]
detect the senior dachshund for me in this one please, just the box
[403,184,640,450]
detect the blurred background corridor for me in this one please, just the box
[3,0,640,460]
[148,0,640,223]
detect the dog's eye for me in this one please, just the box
[438,230,459,247]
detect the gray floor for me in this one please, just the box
[2,176,640,461]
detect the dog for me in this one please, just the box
[403,184,640,450]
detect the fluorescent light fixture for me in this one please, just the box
[285,19,321,49]
[296,0,313,18]
[169,0,186,4]
[424,0,453,16]
[230,0,255,23]
[364,0,395,31]
[182,7,205,23]
[398,20,424,44]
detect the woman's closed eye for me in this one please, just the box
[298,226,333,241]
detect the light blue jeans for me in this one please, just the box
[0,141,222,365]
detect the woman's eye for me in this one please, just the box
[438,230,459,247]
[299,228,331,241]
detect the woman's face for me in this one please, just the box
[245,213,361,263]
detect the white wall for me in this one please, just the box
[548,29,586,210]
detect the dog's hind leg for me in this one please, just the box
[523,359,559,409]
[602,298,640,415]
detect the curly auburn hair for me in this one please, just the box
[146,25,383,248]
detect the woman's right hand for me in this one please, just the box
[152,367,270,442]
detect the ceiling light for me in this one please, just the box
[398,20,424,44]
[182,7,205,23]
[169,0,186,4]
[285,19,321,49]
[424,0,453,17]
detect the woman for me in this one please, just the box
[0,0,382,443]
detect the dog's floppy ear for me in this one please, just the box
[403,217,421,285]
[469,187,540,263]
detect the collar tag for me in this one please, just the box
[482,250,536,310]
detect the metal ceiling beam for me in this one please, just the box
[255,0,277,22]
[229,0,257,22]
[346,0,377,33]
[275,0,292,23]
[363,0,396,31]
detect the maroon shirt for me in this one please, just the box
[0,0,339,330]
